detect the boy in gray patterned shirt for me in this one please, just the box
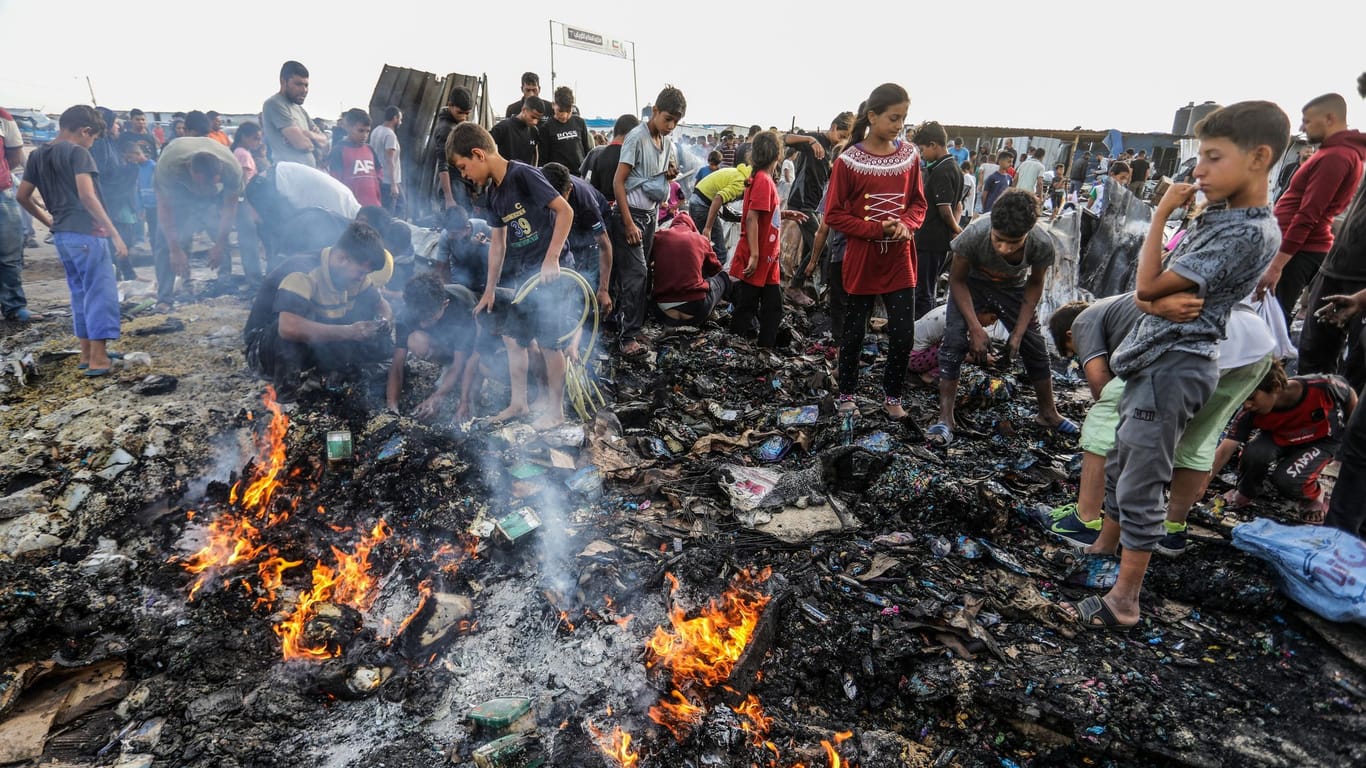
[1069,101,1290,630]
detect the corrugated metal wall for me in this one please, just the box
[368,66,492,223]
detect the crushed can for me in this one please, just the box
[326,430,353,463]
[472,733,544,768]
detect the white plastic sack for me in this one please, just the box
[1231,518,1366,626]
[1252,295,1298,360]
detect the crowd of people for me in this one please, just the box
[7,62,1366,630]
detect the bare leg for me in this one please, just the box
[493,337,530,422]
[936,378,958,427]
[88,339,111,370]
[531,349,567,430]
[78,338,92,367]
[1165,468,1209,525]
[1094,549,1150,626]
[1031,375,1064,426]
[1076,451,1106,522]
[1087,517,1121,556]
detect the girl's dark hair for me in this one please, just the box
[746,131,781,181]
[849,83,910,146]
[231,121,261,150]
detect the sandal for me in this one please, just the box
[1039,416,1080,436]
[1065,595,1137,631]
[926,422,954,447]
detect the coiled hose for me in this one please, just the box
[511,268,608,421]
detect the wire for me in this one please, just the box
[511,268,608,421]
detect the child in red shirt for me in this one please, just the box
[327,108,383,208]
[1216,360,1357,521]
[728,131,807,347]
[825,83,928,424]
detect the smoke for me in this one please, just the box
[185,429,252,501]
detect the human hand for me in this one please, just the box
[111,234,129,261]
[1001,336,1022,368]
[624,219,642,246]
[540,259,561,283]
[968,325,991,363]
[1150,293,1204,323]
[170,245,189,278]
[1255,265,1282,301]
[444,196,458,210]
[414,396,441,421]
[665,162,679,180]
[351,319,387,341]
[207,244,224,270]
[1157,182,1198,214]
[597,288,613,315]
[781,210,809,224]
[473,289,496,315]
[810,141,826,161]
[1316,293,1366,326]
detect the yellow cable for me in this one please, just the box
[512,269,605,420]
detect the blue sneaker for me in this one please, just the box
[1049,507,1102,548]
[1155,521,1188,557]
[5,308,34,322]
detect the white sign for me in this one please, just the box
[562,24,628,59]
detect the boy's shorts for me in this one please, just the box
[1080,353,1274,471]
[491,278,583,351]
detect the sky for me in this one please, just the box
[2,1,1361,135]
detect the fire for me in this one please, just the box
[820,732,853,768]
[179,387,295,602]
[275,520,391,660]
[733,693,772,747]
[588,723,640,768]
[648,689,705,741]
[383,578,434,643]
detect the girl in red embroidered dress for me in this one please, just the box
[824,83,928,426]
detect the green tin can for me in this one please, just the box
[326,430,353,462]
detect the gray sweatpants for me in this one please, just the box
[1104,351,1218,551]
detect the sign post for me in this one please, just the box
[548,20,639,116]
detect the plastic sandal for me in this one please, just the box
[926,422,954,447]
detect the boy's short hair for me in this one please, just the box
[207,110,220,120]
[989,190,1039,238]
[403,272,448,322]
[521,71,540,87]
[58,105,104,134]
[521,97,544,115]
[383,106,401,122]
[445,205,471,232]
[747,124,761,137]
[1193,101,1291,160]
[1047,301,1090,354]
[118,134,145,155]
[447,86,473,110]
[961,161,973,172]
[343,108,371,127]
[910,121,948,147]
[997,150,1013,163]
[189,152,221,178]
[334,221,387,271]
[707,150,722,165]
[612,113,639,138]
[653,86,686,118]
[129,108,144,118]
[1109,161,1131,176]
[280,60,309,81]
[184,111,210,136]
[1254,359,1289,393]
[356,205,391,232]
[553,87,574,111]
[448,122,496,160]
[540,162,573,196]
[1303,93,1348,117]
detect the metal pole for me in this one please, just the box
[86,76,97,106]
[549,20,556,91]
[630,41,639,117]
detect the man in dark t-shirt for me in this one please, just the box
[491,99,542,167]
[584,114,639,201]
[783,112,854,302]
[539,87,592,174]
[504,71,553,119]
[1128,150,1151,197]
[912,122,965,318]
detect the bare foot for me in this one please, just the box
[531,411,565,431]
[491,404,529,423]
[1085,541,1118,557]
[918,372,937,385]
[885,403,907,419]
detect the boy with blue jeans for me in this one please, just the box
[1070,101,1290,629]
[612,86,686,357]
[17,105,127,375]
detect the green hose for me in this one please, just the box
[511,268,607,421]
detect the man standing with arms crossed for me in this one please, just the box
[262,60,329,169]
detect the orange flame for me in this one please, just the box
[383,578,434,643]
[648,689,705,741]
[275,520,391,660]
[179,387,294,603]
[588,723,640,768]
[820,732,853,768]
[733,693,772,747]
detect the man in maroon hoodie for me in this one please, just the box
[1256,93,1366,327]
[649,211,733,326]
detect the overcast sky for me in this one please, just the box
[2,1,1360,135]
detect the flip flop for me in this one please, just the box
[1066,595,1137,632]
[78,352,124,370]
[84,368,112,377]
[926,422,954,447]
[1042,417,1080,436]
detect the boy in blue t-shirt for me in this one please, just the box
[451,122,577,430]
[1069,101,1290,630]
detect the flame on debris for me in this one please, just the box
[588,723,640,768]
[383,578,433,643]
[732,692,772,748]
[645,568,771,741]
[181,387,294,601]
[275,520,391,660]
[820,732,853,768]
